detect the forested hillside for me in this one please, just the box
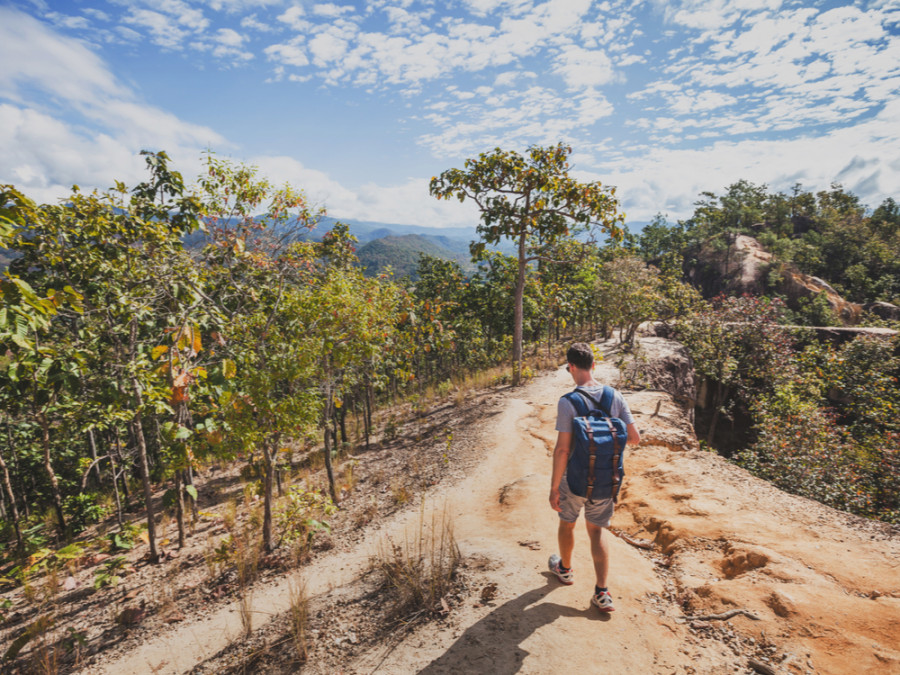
[634,180,900,315]
[356,234,472,279]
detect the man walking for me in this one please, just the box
[548,342,641,611]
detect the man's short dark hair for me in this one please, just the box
[567,342,594,370]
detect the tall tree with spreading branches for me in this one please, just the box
[430,143,624,384]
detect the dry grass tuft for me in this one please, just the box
[390,480,410,506]
[373,503,461,622]
[287,575,310,663]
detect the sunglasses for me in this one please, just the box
[565,364,571,372]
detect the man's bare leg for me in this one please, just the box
[558,520,576,569]
[586,521,609,588]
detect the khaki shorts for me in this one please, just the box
[558,472,614,527]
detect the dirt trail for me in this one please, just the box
[91,350,900,674]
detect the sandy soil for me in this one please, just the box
[346,355,900,675]
[8,337,899,674]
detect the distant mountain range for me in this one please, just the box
[312,216,478,245]
[356,234,475,279]
[2,213,648,279]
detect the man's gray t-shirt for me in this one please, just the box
[555,384,635,432]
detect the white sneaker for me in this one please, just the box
[591,588,615,612]
[548,554,574,585]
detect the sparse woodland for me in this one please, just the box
[0,146,898,671]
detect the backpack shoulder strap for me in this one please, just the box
[564,391,590,418]
[598,385,615,418]
[572,386,615,417]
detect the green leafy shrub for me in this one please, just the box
[276,485,336,549]
[63,493,109,534]
[93,556,127,589]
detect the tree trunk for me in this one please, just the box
[174,471,185,549]
[184,467,198,522]
[706,382,729,446]
[108,451,124,529]
[512,232,527,386]
[130,380,159,563]
[112,428,131,508]
[323,420,338,504]
[0,441,22,551]
[339,406,348,452]
[37,410,67,538]
[87,429,102,488]
[322,376,338,504]
[261,440,276,552]
[8,425,30,519]
[363,381,372,450]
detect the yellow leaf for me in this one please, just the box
[139,531,150,544]
[192,324,202,355]
[152,345,168,360]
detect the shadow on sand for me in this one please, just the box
[417,573,611,674]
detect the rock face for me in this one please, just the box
[689,233,865,325]
[864,301,900,321]
[689,234,773,297]
[779,269,862,323]
[630,337,696,406]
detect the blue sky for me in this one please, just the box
[1,0,899,229]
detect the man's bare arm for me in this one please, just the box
[549,431,571,512]
[626,423,641,446]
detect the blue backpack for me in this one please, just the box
[564,386,627,503]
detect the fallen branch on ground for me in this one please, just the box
[680,608,761,622]
[610,528,654,550]
[748,658,779,675]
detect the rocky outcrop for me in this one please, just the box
[779,269,862,323]
[688,234,772,297]
[865,301,900,321]
[630,337,696,406]
[689,233,866,325]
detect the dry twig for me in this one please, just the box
[610,528,654,550]
[680,608,761,622]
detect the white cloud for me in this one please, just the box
[493,70,536,87]
[418,84,614,158]
[122,0,210,50]
[206,0,283,12]
[267,0,596,89]
[265,40,309,67]
[46,12,91,30]
[240,14,274,32]
[552,45,616,89]
[277,5,309,30]
[596,100,900,221]
[308,29,352,66]
[0,8,225,204]
[669,90,736,114]
[249,155,478,227]
[210,28,254,62]
[312,4,355,19]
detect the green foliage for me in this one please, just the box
[684,305,900,523]
[595,255,663,344]
[93,556,127,589]
[11,149,843,564]
[677,180,900,308]
[430,142,624,384]
[62,494,108,535]
[357,235,469,279]
[276,484,336,548]
[736,388,866,514]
